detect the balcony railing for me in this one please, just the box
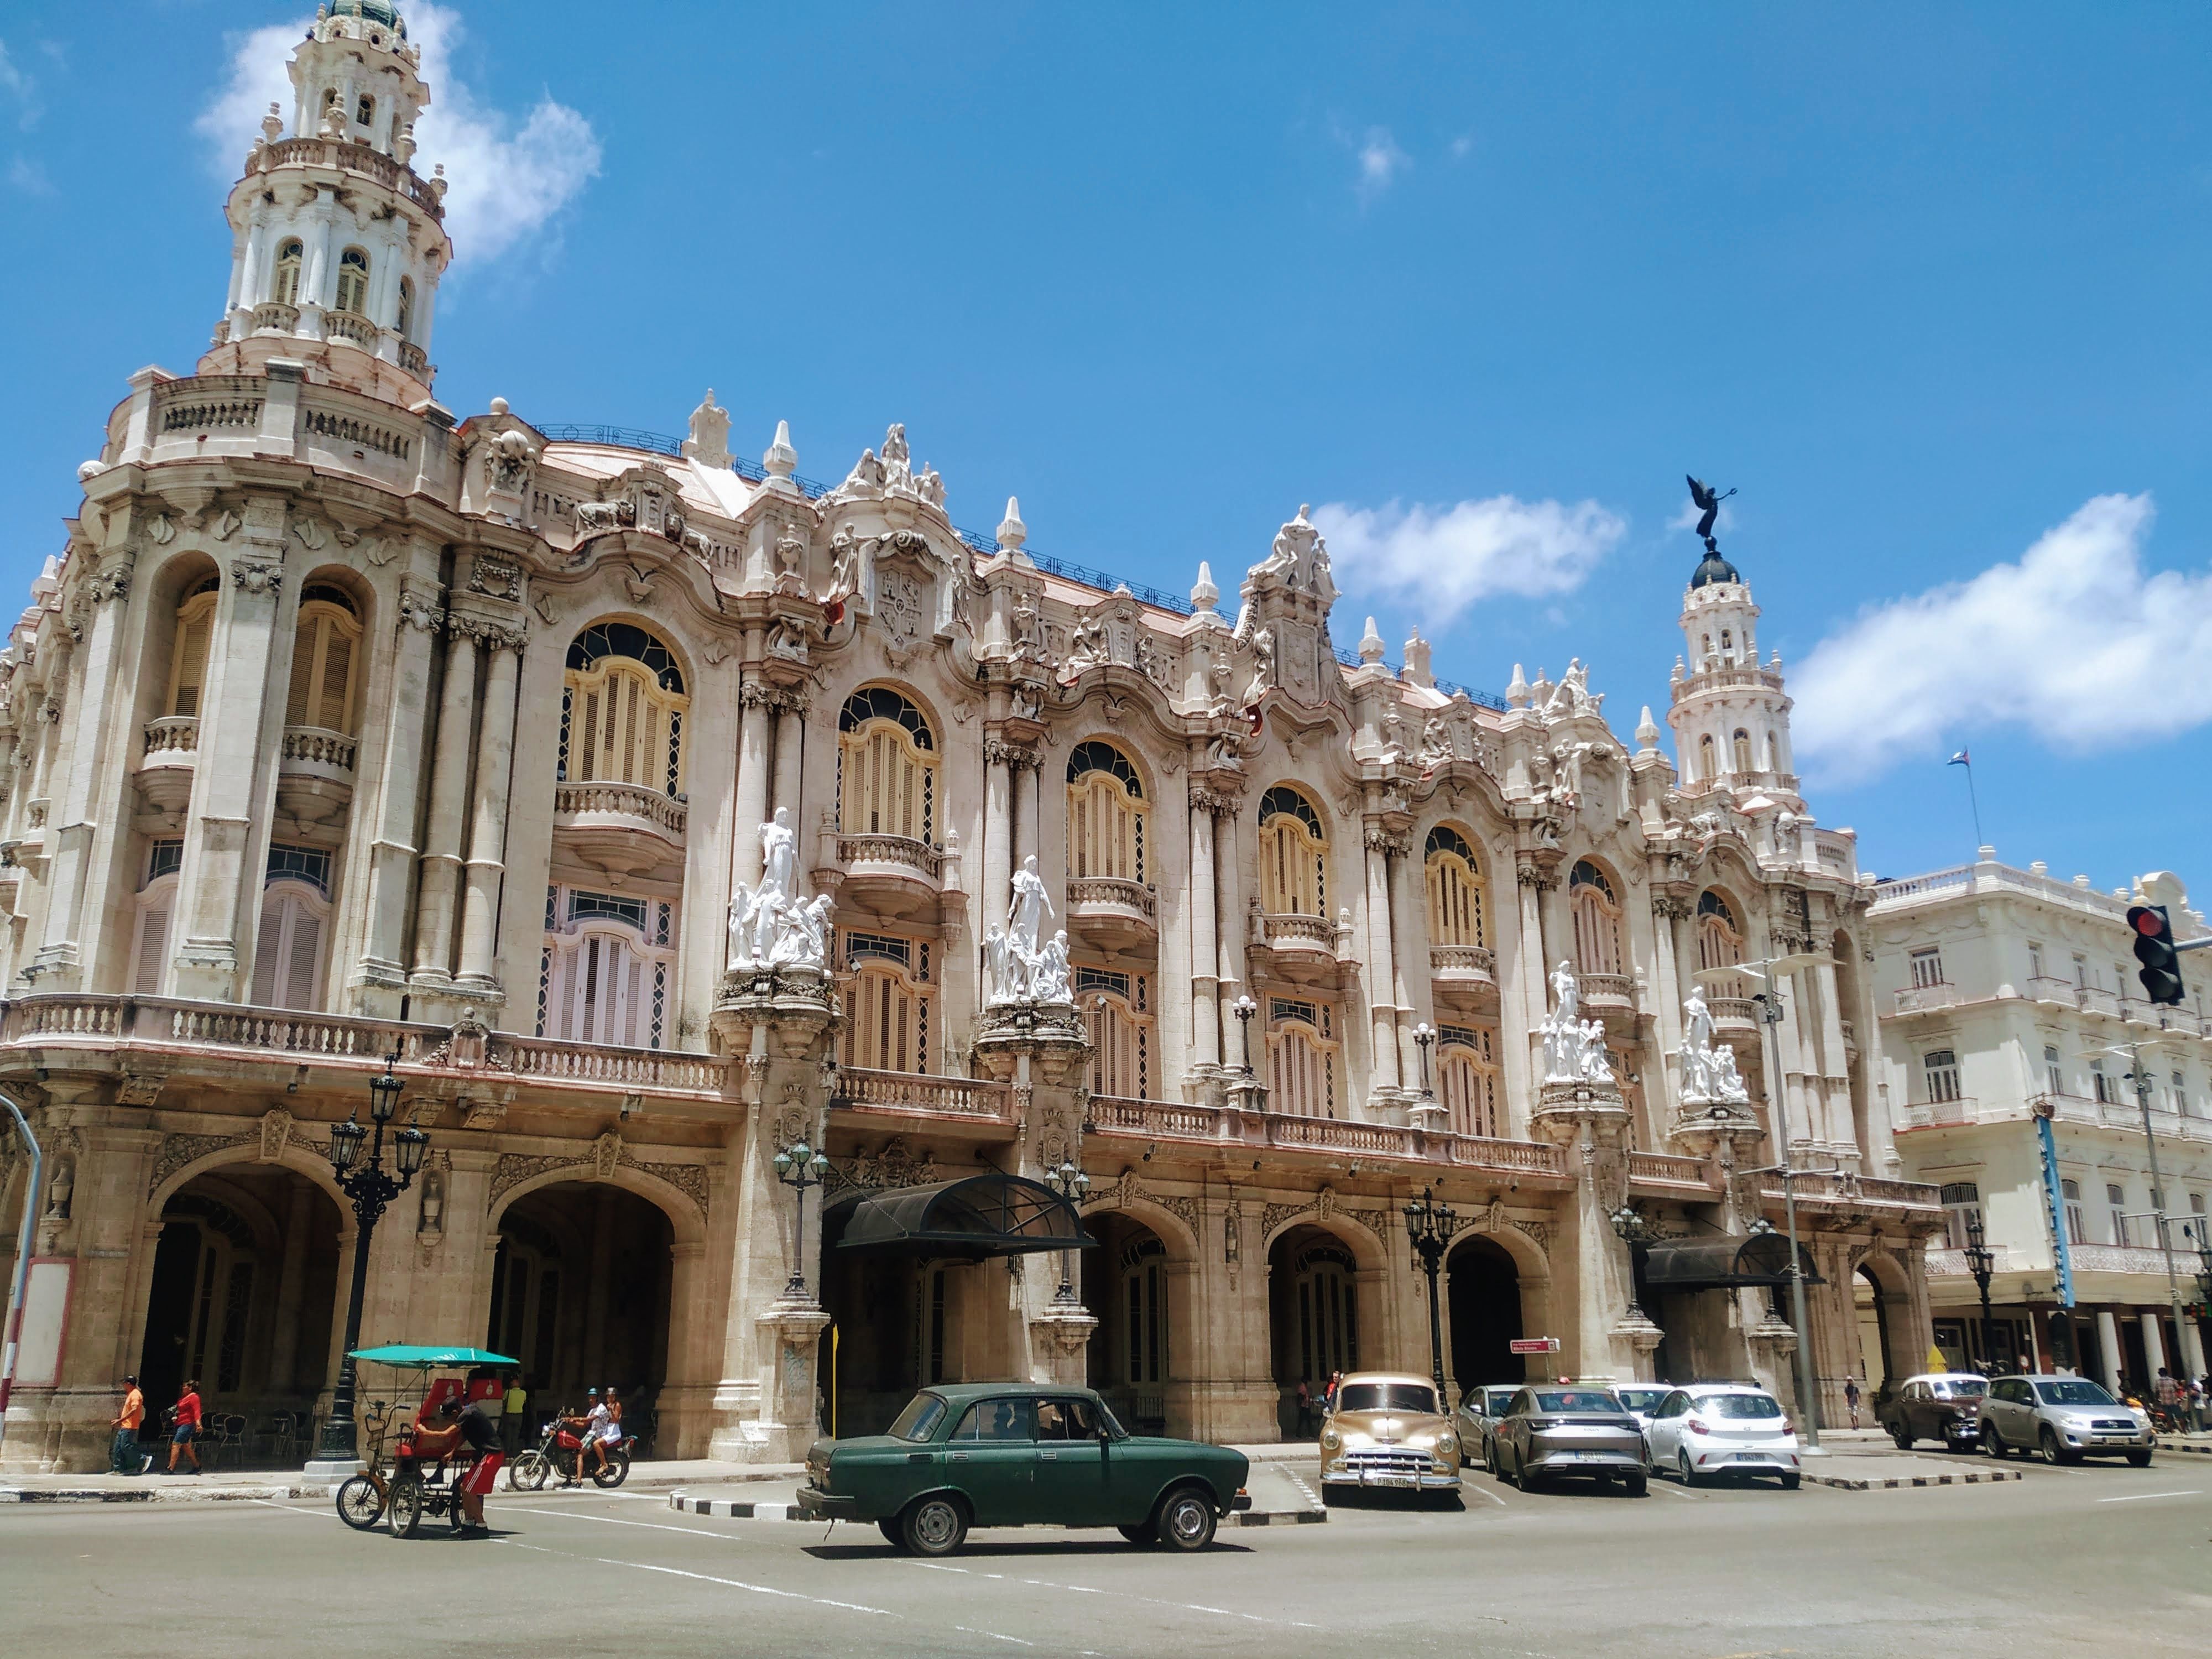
[1268,1114,1412,1156]
[280,725,357,774]
[1900,1095,1979,1129]
[399,341,429,375]
[835,834,935,877]
[1754,1170,1940,1211]
[1892,980,1960,1015]
[834,1066,1010,1119]
[250,301,300,336]
[2077,986,2121,1018]
[1066,877,1156,919]
[1429,945,1496,976]
[1926,1244,2025,1275]
[324,310,378,348]
[2068,1243,2185,1276]
[1709,995,1760,1031]
[1627,1151,1718,1190]
[143,716,200,756]
[1088,1095,1224,1142]
[553,781,688,838]
[2026,975,2079,1006]
[1085,1096,1569,1178]
[1260,913,1336,949]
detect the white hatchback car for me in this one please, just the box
[1644,1384,1803,1489]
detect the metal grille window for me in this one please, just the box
[559,623,688,795]
[1086,985,1152,1101]
[539,883,675,1049]
[1292,1241,1359,1381]
[1570,860,1624,978]
[1269,1001,1338,1118]
[570,889,647,930]
[838,687,936,842]
[1068,741,1147,883]
[265,843,331,895]
[1438,1026,1499,1138]
[1923,1048,1962,1104]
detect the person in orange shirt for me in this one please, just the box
[109,1376,149,1476]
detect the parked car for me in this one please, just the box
[1490,1385,1647,1494]
[794,1384,1250,1556]
[1453,1384,1523,1470]
[1319,1373,1462,1493]
[1643,1384,1803,1489]
[1611,1385,1669,1444]
[1976,1374,2154,1466]
[1879,1373,1989,1452]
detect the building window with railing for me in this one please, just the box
[537,884,675,1050]
[560,622,687,796]
[1570,860,1624,978]
[271,239,304,307]
[2062,1178,2085,1244]
[1081,968,1152,1100]
[1267,997,1337,1118]
[250,853,333,1012]
[1067,740,1145,884]
[1437,1024,1499,1137]
[1908,947,1944,990]
[1922,1048,1961,1104]
[285,586,361,735]
[1259,786,1327,919]
[2091,1059,2114,1104]
[1697,890,1745,995]
[2106,1183,2129,1246]
[1424,825,1487,950]
[838,931,930,1074]
[838,686,935,842]
[1940,1181,1983,1250]
[333,247,371,315]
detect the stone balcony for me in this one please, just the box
[324,310,378,349]
[551,780,688,883]
[1254,911,1354,988]
[830,1065,1013,1128]
[815,833,946,921]
[1085,1093,1573,1183]
[137,716,199,815]
[1428,944,1500,1010]
[1709,995,1761,1039]
[1065,876,1157,950]
[1891,980,1960,1016]
[250,300,301,337]
[2065,1243,2189,1277]
[1579,972,1637,1032]
[275,724,357,827]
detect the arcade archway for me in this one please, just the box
[1446,1233,1524,1396]
[1080,1211,1173,1434]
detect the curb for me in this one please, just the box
[1,1484,300,1504]
[1806,1468,2025,1491]
[666,1493,1326,1526]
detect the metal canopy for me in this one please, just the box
[1641,1234,1824,1293]
[833,1174,1098,1261]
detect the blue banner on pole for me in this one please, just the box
[2036,1114,2074,1307]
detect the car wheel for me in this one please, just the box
[1625,1473,1647,1497]
[1981,1425,2005,1459]
[1496,1448,1517,1488]
[877,1519,905,1550]
[2126,1449,2153,1468]
[1891,1426,1914,1451]
[1155,1488,1217,1552]
[1781,1473,1802,1491]
[2039,1427,2064,1466]
[1118,1524,1157,1547]
[900,1495,968,1558]
[1678,1449,1702,1489]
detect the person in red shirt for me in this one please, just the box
[166,1379,203,1475]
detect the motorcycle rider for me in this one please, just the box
[581,1387,618,1483]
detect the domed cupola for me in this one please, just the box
[1665,478,1801,808]
[1689,548,1740,589]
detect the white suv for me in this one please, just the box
[1644,1384,1804,1489]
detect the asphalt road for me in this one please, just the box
[5,1455,2205,1658]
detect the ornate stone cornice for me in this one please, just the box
[396,586,445,633]
[1651,894,1693,921]
[87,564,133,606]
[738,679,774,707]
[984,737,1040,770]
[450,615,527,654]
[1516,856,1558,891]
[1190,786,1244,818]
[771,686,811,714]
[1363,825,1410,855]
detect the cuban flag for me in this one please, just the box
[1948,750,1971,766]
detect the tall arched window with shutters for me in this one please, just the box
[1259,786,1327,918]
[837,931,930,1074]
[165,577,220,719]
[1267,997,1337,1118]
[333,248,371,315]
[559,623,687,797]
[128,838,184,997]
[1437,1026,1500,1138]
[396,277,415,341]
[284,586,362,736]
[1569,859,1624,978]
[1697,733,1716,782]
[538,884,677,1050]
[1082,969,1152,1100]
[251,846,333,1010]
[838,687,936,842]
[1424,824,1487,949]
[1067,740,1146,884]
[1733,728,1755,773]
[1697,890,1746,998]
[271,239,304,307]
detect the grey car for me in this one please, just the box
[1491,1386,1647,1494]
[1453,1384,1522,1470]
[1977,1374,2153,1465]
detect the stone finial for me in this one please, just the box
[77,461,100,483]
[763,419,797,482]
[262,102,285,144]
[1357,616,1385,665]
[487,396,510,416]
[1770,648,1783,670]
[1635,705,1660,753]
[430,163,448,202]
[1191,561,1219,614]
[1506,662,1530,708]
[684,389,733,469]
[1402,626,1433,688]
[996,495,1027,552]
[1671,654,1686,684]
[394,122,416,166]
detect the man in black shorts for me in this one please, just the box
[414,1393,505,1532]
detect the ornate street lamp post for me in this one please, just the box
[1609,1205,1652,1321]
[773,1139,833,1298]
[1231,994,1258,1075]
[1402,1185,1459,1397]
[1412,1022,1436,1100]
[1042,1159,1092,1303]
[314,1057,428,1464]
[1962,1212,1997,1374]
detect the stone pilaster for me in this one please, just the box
[1529,1079,1660,1381]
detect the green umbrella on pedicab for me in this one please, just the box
[348,1345,519,1369]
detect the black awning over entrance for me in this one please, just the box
[832,1174,1098,1261]
[1642,1233,1825,1292]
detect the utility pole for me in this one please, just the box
[2125,1041,2192,1380]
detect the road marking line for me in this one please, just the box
[891,1557,1318,1628]
[2095,1490,2201,1503]
[1464,1482,1509,1508]
[954,1627,1035,1646]
[1650,1480,1704,1501]
[502,1504,735,1539]
[505,1540,895,1616]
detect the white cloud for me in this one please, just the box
[0,38,44,128]
[1792,493,2212,783]
[194,5,599,268]
[8,154,51,195]
[1353,126,1409,201]
[1313,495,1628,624]
[1448,133,1473,161]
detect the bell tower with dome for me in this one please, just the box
[197,1,452,404]
[1666,536,1802,807]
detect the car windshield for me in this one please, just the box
[1338,1383,1439,1414]
[889,1393,949,1443]
[1614,1388,1667,1412]
[2035,1380,2119,1407]
[1533,1390,1621,1414]
[1931,1379,1987,1399]
[1702,1393,1782,1419]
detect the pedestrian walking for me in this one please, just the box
[1844,1376,1861,1430]
[166,1379,203,1475]
[1295,1379,1313,1436]
[1324,1370,1343,1415]
[109,1376,148,1475]
[500,1372,528,1457]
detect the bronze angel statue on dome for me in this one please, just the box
[1686,475,1736,555]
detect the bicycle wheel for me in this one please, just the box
[388,1475,424,1538]
[335,1473,385,1530]
[508,1450,550,1492]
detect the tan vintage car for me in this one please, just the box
[1318,1372,1463,1493]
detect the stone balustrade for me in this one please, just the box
[2065,1243,2186,1276]
[1066,877,1156,918]
[399,341,429,375]
[143,716,200,756]
[250,301,301,336]
[324,310,378,348]
[1626,1150,1718,1190]
[280,725,358,773]
[1260,912,1335,949]
[834,1066,1011,1120]
[1429,944,1496,976]
[1892,980,1960,1015]
[553,780,688,837]
[263,136,445,220]
[1083,1094,1570,1179]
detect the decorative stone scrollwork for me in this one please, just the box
[148,1131,253,1197]
[468,557,522,600]
[88,566,132,606]
[228,559,283,596]
[257,1108,293,1162]
[397,586,445,633]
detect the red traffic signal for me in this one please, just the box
[2126,904,2184,1007]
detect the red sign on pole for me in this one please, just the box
[1509,1337,1561,1355]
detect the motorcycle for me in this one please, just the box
[508,1417,633,1490]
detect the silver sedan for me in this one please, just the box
[1490,1386,1647,1494]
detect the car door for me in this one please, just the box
[1900,1381,1928,1438]
[1032,1396,1111,1526]
[1646,1391,1688,1464]
[946,1397,1037,1525]
[1996,1379,2035,1442]
[1500,1390,1532,1469]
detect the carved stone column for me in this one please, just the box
[455,623,524,994]
[1361,822,1403,1103]
[352,573,444,1013]
[410,624,480,985]
[731,679,774,891]
[982,737,1015,941]
[770,688,806,822]
[1184,779,1222,1081]
[1530,1080,1660,1380]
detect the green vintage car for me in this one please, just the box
[796,1383,1250,1556]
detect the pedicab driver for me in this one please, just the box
[411,1392,504,1532]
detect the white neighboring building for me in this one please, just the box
[1870,853,2212,1392]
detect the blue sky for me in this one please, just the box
[3,3,2207,897]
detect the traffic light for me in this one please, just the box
[2126,904,2185,1006]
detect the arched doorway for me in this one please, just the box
[1081,1211,1170,1434]
[487,1182,673,1452]
[138,1165,344,1463]
[1270,1223,1369,1437]
[1854,1264,1890,1396]
[1446,1234,1524,1397]
[818,1195,946,1441]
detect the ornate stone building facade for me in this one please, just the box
[0,6,1940,1472]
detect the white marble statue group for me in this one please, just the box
[727,808,835,971]
[1540,959,1616,1086]
[1677,985,1751,1104]
[984,855,1072,1005]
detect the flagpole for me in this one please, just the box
[1953,754,1985,852]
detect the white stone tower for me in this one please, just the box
[1666,540,1800,805]
[198,1,452,403]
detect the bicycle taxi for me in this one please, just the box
[332,1344,518,1537]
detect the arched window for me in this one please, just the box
[1720,628,1735,664]
[1259,785,1326,917]
[1697,890,1745,996]
[1437,1025,1499,1138]
[271,239,304,307]
[1267,996,1337,1118]
[560,623,687,796]
[333,248,371,315]
[251,852,332,1011]
[284,586,362,735]
[165,578,220,718]
[1424,824,1486,949]
[355,93,375,128]
[1290,1239,1359,1380]
[538,884,676,1050]
[838,687,936,842]
[396,277,415,341]
[129,841,183,997]
[1733,728,1754,773]
[1082,969,1152,1100]
[1067,740,1145,884]
[837,931,929,1074]
[1698,733,1716,781]
[1569,859,1624,978]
